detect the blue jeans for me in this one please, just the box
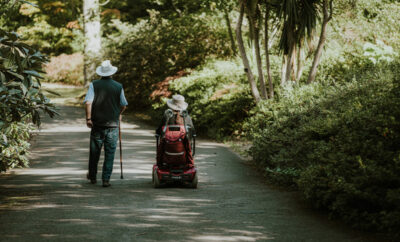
[88,126,119,181]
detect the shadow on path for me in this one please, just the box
[0,105,386,241]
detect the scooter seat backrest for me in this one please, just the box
[163,125,186,142]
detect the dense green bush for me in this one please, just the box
[17,19,77,55]
[0,122,33,172]
[12,2,82,55]
[0,30,57,172]
[316,40,398,84]
[103,11,231,108]
[247,61,400,232]
[168,59,254,139]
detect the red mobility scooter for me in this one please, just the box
[153,109,198,188]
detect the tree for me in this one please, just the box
[236,0,273,102]
[83,0,101,85]
[277,0,319,84]
[246,0,268,99]
[212,0,238,55]
[222,5,237,55]
[307,0,333,84]
[236,1,261,103]
[235,0,322,101]
[264,1,275,98]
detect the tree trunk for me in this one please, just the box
[236,2,261,103]
[306,20,327,84]
[83,0,101,85]
[223,8,237,55]
[284,45,295,84]
[264,4,274,98]
[268,25,279,49]
[281,55,287,85]
[307,0,333,84]
[249,6,267,99]
[295,48,304,81]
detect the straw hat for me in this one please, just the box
[96,60,118,77]
[167,94,188,111]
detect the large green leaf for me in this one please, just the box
[31,110,40,126]
[27,87,39,96]
[0,71,5,82]
[5,81,22,87]
[7,71,25,81]
[42,89,61,96]
[23,70,43,78]
[8,89,21,95]
[44,106,59,118]
[0,134,7,146]
[19,83,28,95]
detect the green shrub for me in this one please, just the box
[103,11,231,108]
[0,29,57,172]
[247,61,400,232]
[317,40,398,85]
[17,18,77,55]
[44,53,84,85]
[169,59,255,139]
[0,122,33,172]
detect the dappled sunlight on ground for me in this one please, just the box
[0,105,382,241]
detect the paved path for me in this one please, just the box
[0,105,383,241]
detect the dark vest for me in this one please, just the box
[91,77,122,127]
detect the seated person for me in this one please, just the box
[156,94,195,137]
[155,94,195,167]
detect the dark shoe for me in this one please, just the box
[87,172,97,184]
[102,180,111,187]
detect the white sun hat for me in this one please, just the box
[167,94,188,111]
[96,60,118,76]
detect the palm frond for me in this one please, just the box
[277,0,321,54]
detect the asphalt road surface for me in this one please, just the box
[0,105,386,241]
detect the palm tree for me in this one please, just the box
[236,0,270,102]
[277,0,319,84]
[246,0,269,99]
[236,1,262,103]
[235,0,324,101]
[263,0,278,98]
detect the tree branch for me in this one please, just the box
[99,0,110,6]
[328,0,333,21]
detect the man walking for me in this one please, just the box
[84,60,128,187]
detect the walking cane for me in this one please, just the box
[119,121,123,179]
